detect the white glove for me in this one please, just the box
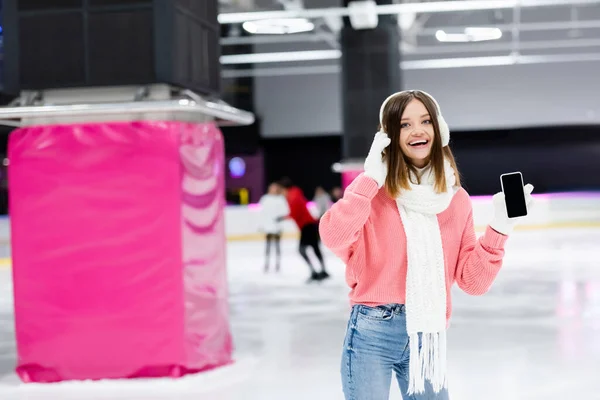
[489,183,535,236]
[363,131,391,188]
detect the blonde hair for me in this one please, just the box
[379,90,461,198]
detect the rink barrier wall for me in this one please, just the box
[222,192,600,240]
[0,223,599,268]
[0,191,599,269]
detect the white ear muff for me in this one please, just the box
[379,92,399,129]
[378,90,450,147]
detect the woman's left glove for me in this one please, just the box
[489,183,534,236]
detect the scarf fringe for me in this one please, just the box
[407,331,448,395]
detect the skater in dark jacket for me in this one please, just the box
[280,177,329,282]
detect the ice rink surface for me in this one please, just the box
[1,208,600,399]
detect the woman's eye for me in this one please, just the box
[401,123,410,129]
[423,119,432,124]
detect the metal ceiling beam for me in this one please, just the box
[220,49,341,64]
[418,19,600,35]
[406,37,600,55]
[221,33,322,45]
[218,0,600,24]
[222,65,340,78]
[220,51,600,77]
[219,19,600,46]
[403,52,600,68]
[220,36,600,63]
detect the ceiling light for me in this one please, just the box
[220,50,342,64]
[348,0,379,30]
[436,27,503,42]
[242,18,315,35]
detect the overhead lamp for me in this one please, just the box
[348,0,379,30]
[435,27,503,42]
[242,18,315,35]
[220,50,342,64]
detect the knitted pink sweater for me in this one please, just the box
[319,173,508,321]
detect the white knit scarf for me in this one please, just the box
[396,158,457,395]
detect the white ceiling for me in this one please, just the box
[218,0,600,77]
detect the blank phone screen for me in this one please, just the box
[501,173,527,218]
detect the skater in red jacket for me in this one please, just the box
[279,177,329,282]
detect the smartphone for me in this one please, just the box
[500,172,528,218]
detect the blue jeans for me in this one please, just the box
[341,304,450,400]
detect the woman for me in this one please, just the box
[319,90,534,399]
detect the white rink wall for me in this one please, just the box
[0,192,599,244]
[228,191,600,240]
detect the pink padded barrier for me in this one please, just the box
[8,121,232,383]
[341,170,362,191]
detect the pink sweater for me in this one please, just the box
[319,173,508,321]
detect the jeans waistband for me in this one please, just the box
[368,303,405,314]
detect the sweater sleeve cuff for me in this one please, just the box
[481,225,509,249]
[346,173,380,199]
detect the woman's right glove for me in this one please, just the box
[363,131,391,188]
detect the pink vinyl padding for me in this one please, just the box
[342,170,362,190]
[8,121,232,383]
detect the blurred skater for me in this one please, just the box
[279,177,329,283]
[331,186,343,203]
[313,186,332,218]
[259,182,289,273]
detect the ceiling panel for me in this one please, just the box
[219,0,600,76]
